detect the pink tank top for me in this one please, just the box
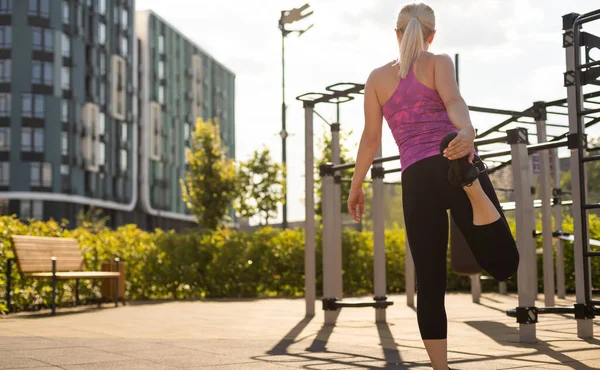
[382,64,457,170]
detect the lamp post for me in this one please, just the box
[278,4,314,229]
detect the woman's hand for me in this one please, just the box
[443,128,475,163]
[347,185,365,222]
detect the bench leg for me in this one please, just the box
[51,258,57,316]
[114,258,120,308]
[75,279,79,306]
[5,258,12,313]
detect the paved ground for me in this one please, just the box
[1,293,599,369]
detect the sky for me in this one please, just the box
[135,0,600,224]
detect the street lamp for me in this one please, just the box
[279,3,314,229]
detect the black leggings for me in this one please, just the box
[401,155,519,340]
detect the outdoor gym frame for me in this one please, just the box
[296,8,600,343]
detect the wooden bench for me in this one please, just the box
[5,235,121,315]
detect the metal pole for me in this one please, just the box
[372,145,387,322]
[454,53,459,88]
[551,148,566,298]
[281,20,288,229]
[304,104,316,317]
[321,163,338,325]
[470,274,481,304]
[535,101,555,307]
[405,230,415,308]
[331,123,343,307]
[499,281,507,295]
[563,13,593,338]
[509,128,537,343]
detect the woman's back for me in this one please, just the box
[374,54,457,170]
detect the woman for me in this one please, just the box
[347,3,520,369]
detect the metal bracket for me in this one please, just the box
[567,133,587,150]
[516,306,538,324]
[564,71,576,87]
[373,296,391,309]
[532,101,547,121]
[330,123,340,132]
[333,174,342,184]
[582,68,600,87]
[574,303,595,319]
[562,29,574,48]
[322,298,339,311]
[562,13,580,32]
[507,128,529,145]
[319,163,335,177]
[370,166,385,180]
[530,186,536,196]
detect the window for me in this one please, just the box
[0,162,8,186]
[62,33,70,57]
[30,162,40,186]
[98,0,105,15]
[99,53,106,75]
[60,164,69,175]
[113,7,119,24]
[149,102,161,160]
[31,60,53,85]
[42,162,51,187]
[0,0,11,15]
[0,127,9,151]
[158,61,164,80]
[20,200,31,219]
[32,200,43,219]
[98,22,106,45]
[111,56,126,119]
[158,34,164,54]
[0,60,10,83]
[0,26,11,49]
[22,93,44,119]
[120,149,127,171]
[184,122,189,141]
[28,0,49,18]
[61,100,69,122]
[99,142,105,165]
[121,122,127,144]
[62,1,70,24]
[0,93,9,116]
[61,131,68,155]
[32,27,52,52]
[21,127,31,151]
[121,36,128,56]
[82,103,100,172]
[33,127,43,152]
[99,82,105,105]
[158,86,164,104]
[61,66,70,90]
[98,111,105,135]
[121,9,128,28]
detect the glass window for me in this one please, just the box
[61,66,70,90]
[0,162,8,186]
[30,162,40,186]
[32,27,42,50]
[98,142,105,165]
[0,0,12,15]
[27,0,37,15]
[21,127,31,151]
[60,164,69,175]
[20,200,31,219]
[62,1,70,24]
[98,22,106,45]
[184,123,189,141]
[121,9,128,28]
[121,36,127,56]
[32,60,52,85]
[42,163,51,187]
[34,95,44,118]
[158,86,164,104]
[61,131,68,155]
[121,122,127,144]
[99,53,106,75]
[61,100,69,122]
[43,28,53,52]
[158,61,164,79]
[0,93,9,116]
[120,149,127,171]
[43,61,52,85]
[22,93,32,118]
[113,6,119,24]
[0,60,8,83]
[158,35,164,54]
[99,82,105,105]
[33,128,44,152]
[62,33,70,57]
[98,111,105,135]
[0,26,11,49]
[0,127,8,151]
[39,0,49,17]
[32,200,43,219]
[98,0,105,15]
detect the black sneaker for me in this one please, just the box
[439,132,486,188]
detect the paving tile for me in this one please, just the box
[10,346,130,367]
[63,360,176,369]
[0,352,55,370]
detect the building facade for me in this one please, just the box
[135,10,236,229]
[0,1,236,230]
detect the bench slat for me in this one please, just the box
[12,235,84,272]
[26,271,120,279]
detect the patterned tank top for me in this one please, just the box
[382,63,458,170]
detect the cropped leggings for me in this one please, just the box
[401,155,520,340]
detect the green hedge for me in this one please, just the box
[1,214,599,314]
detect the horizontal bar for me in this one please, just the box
[474,135,508,146]
[545,90,600,108]
[584,203,600,210]
[546,110,569,116]
[468,106,534,117]
[505,307,575,317]
[335,300,394,308]
[332,162,356,171]
[579,60,600,69]
[582,154,600,163]
[479,148,511,160]
[372,155,400,165]
[384,168,402,174]
[586,251,600,257]
[590,300,600,306]
[580,107,600,116]
[527,138,568,153]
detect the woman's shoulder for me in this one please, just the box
[367,61,398,84]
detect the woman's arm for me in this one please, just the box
[350,70,383,190]
[434,54,476,161]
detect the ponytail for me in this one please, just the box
[398,17,425,78]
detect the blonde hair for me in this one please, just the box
[395,3,436,78]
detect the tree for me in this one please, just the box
[235,147,286,225]
[315,127,355,218]
[560,137,600,217]
[180,118,238,229]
